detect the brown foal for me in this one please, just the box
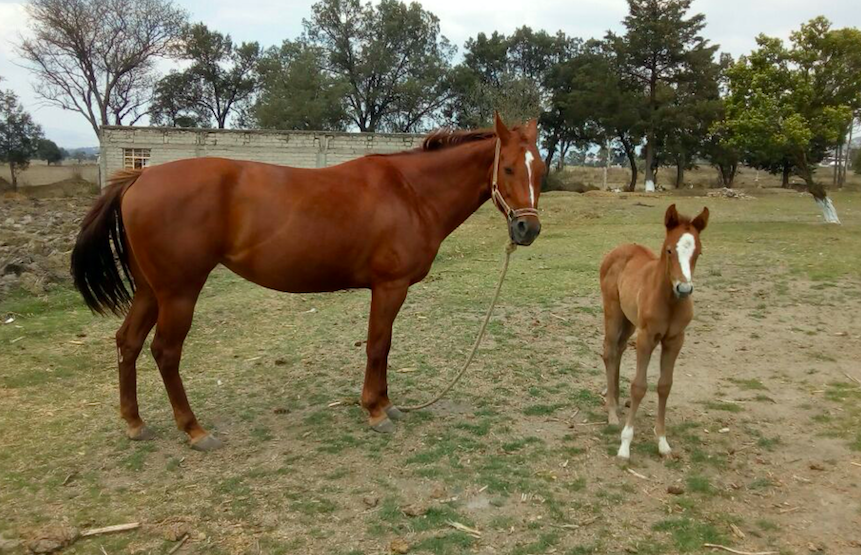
[599,204,709,460]
[71,114,545,451]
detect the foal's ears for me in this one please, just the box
[494,111,512,142]
[692,207,709,233]
[665,204,680,230]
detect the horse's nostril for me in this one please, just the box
[517,221,527,233]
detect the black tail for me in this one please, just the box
[71,170,142,315]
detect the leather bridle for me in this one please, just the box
[490,138,540,222]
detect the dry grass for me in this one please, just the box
[1,190,860,554]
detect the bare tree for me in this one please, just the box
[18,0,187,138]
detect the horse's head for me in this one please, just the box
[491,113,544,246]
[663,204,709,299]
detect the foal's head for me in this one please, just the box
[663,204,709,299]
[492,113,545,246]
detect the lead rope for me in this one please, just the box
[400,240,516,412]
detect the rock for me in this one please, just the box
[430,484,447,499]
[26,525,79,554]
[402,504,425,517]
[390,538,410,554]
[162,523,190,542]
[667,485,685,495]
[0,535,22,553]
[363,496,379,508]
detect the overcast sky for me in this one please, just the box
[1,0,859,148]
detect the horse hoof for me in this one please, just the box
[608,413,620,426]
[370,417,395,434]
[128,426,155,441]
[385,405,405,421]
[191,434,223,452]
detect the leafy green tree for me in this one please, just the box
[547,39,642,190]
[722,18,861,223]
[304,0,455,132]
[36,138,64,165]
[449,27,577,176]
[155,23,260,129]
[611,0,718,191]
[150,72,212,128]
[0,89,44,190]
[253,41,349,130]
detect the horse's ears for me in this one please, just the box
[523,118,539,143]
[692,207,709,232]
[665,204,680,230]
[494,111,511,142]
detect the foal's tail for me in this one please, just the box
[70,170,142,316]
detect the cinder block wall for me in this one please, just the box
[99,127,425,188]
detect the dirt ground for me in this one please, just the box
[1,188,860,555]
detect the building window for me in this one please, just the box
[123,148,151,169]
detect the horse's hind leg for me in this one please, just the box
[116,280,159,440]
[150,286,221,451]
[602,304,634,425]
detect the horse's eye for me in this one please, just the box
[667,249,672,254]
[504,167,514,175]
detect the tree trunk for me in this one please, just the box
[781,163,790,188]
[644,134,655,192]
[843,121,854,188]
[542,138,558,192]
[675,153,685,189]
[799,159,840,224]
[602,137,610,190]
[833,140,841,188]
[10,166,18,192]
[620,136,637,193]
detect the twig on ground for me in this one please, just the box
[167,533,189,555]
[703,544,777,555]
[843,372,861,387]
[627,468,650,480]
[446,521,481,538]
[80,523,140,537]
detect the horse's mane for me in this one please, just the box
[420,128,496,151]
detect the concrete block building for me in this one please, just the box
[99,126,425,188]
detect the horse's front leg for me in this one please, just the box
[362,281,409,433]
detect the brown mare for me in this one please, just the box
[71,114,544,451]
[599,204,709,460]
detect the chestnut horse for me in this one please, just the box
[599,204,709,460]
[71,115,544,450]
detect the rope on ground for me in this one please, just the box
[400,241,517,412]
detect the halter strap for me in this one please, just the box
[490,138,540,221]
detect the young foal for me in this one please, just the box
[71,114,544,450]
[599,204,709,460]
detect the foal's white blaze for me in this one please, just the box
[525,150,535,207]
[676,233,696,282]
[618,425,634,459]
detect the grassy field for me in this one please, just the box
[1,189,860,554]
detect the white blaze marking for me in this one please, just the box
[525,151,535,207]
[676,233,696,282]
[658,436,672,456]
[618,425,634,459]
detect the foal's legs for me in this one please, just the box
[618,330,658,460]
[116,282,159,440]
[602,309,635,425]
[150,287,220,451]
[655,333,684,457]
[362,282,408,433]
